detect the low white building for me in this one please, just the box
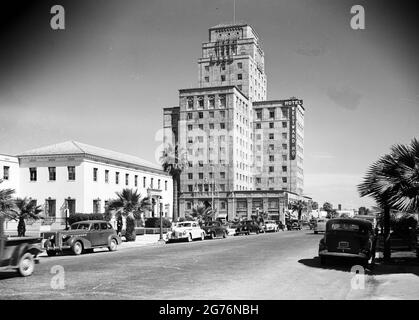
[0,154,19,191]
[1,141,173,230]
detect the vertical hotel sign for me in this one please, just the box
[283,99,302,160]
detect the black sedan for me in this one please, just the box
[201,221,227,239]
[235,220,264,235]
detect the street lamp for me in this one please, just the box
[158,196,165,245]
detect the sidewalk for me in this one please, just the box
[119,234,165,248]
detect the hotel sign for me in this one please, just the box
[283,99,303,106]
[289,105,297,160]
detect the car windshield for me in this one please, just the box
[204,222,215,227]
[177,222,192,228]
[330,223,360,232]
[71,223,90,230]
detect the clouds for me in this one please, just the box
[326,86,362,110]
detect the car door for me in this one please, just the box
[99,222,111,246]
[89,223,102,246]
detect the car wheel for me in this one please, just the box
[223,231,227,238]
[211,232,216,239]
[72,241,83,255]
[46,250,57,257]
[18,252,35,277]
[201,233,205,241]
[320,256,327,265]
[187,233,193,242]
[109,238,118,251]
[314,231,318,234]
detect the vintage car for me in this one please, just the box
[41,220,121,256]
[225,222,238,236]
[318,218,376,266]
[314,219,327,234]
[0,217,43,277]
[287,219,302,230]
[263,220,279,232]
[235,220,264,235]
[166,221,206,242]
[201,221,227,239]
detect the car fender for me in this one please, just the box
[108,234,121,246]
[10,243,41,266]
[67,236,92,249]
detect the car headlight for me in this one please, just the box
[183,230,187,235]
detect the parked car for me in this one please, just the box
[318,218,376,266]
[166,221,206,242]
[0,217,43,277]
[225,222,238,236]
[287,220,302,230]
[235,220,264,235]
[264,220,279,232]
[314,219,327,234]
[201,221,227,239]
[41,220,121,256]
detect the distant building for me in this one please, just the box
[163,23,306,221]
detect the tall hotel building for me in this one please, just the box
[164,23,307,221]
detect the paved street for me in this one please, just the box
[1,230,418,300]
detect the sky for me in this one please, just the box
[0,0,418,209]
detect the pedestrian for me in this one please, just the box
[116,215,123,237]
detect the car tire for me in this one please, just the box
[320,256,327,265]
[18,252,35,277]
[187,233,193,242]
[211,232,216,240]
[201,233,205,241]
[72,241,83,255]
[314,231,318,234]
[109,238,118,251]
[46,250,57,257]
[223,231,227,238]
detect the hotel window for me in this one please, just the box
[219,94,226,108]
[197,136,204,143]
[209,111,214,118]
[256,134,261,140]
[188,161,193,167]
[198,124,204,130]
[282,133,287,139]
[208,95,215,108]
[165,180,168,191]
[269,177,275,184]
[282,155,287,161]
[198,161,204,167]
[269,133,274,140]
[256,110,262,120]
[269,155,274,162]
[150,178,154,188]
[219,184,225,191]
[187,112,193,120]
[269,144,274,151]
[238,62,242,69]
[221,201,226,210]
[282,166,287,172]
[93,168,98,182]
[221,64,226,71]
[269,109,275,119]
[188,185,193,192]
[269,122,274,129]
[46,199,56,217]
[125,173,129,186]
[237,74,242,80]
[105,170,109,183]
[93,199,101,214]
[269,166,274,173]
[205,66,209,71]
[187,201,192,209]
[135,175,138,187]
[208,123,214,130]
[68,166,75,181]
[220,123,225,129]
[198,96,204,108]
[48,167,56,181]
[3,166,9,180]
[220,172,225,179]
[256,145,261,151]
[158,179,161,189]
[282,177,288,183]
[115,172,120,184]
[29,168,37,181]
[256,178,261,184]
[220,110,225,117]
[282,108,288,118]
[282,143,288,149]
[66,199,76,215]
[188,173,193,179]
[143,177,146,187]
[199,172,204,180]
[256,123,261,129]
[187,97,194,109]
[188,137,193,144]
[198,112,203,119]
[204,76,209,82]
[188,125,193,131]
[282,122,287,128]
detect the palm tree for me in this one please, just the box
[107,189,151,242]
[160,144,189,222]
[11,197,43,237]
[0,180,16,234]
[358,138,419,261]
[191,203,213,224]
[291,200,307,220]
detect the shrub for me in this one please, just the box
[68,213,104,225]
[144,217,172,228]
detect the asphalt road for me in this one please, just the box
[0,230,396,299]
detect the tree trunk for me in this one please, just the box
[18,217,26,237]
[383,205,391,262]
[125,213,136,242]
[172,175,179,222]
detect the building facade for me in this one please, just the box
[163,23,306,221]
[1,141,173,230]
